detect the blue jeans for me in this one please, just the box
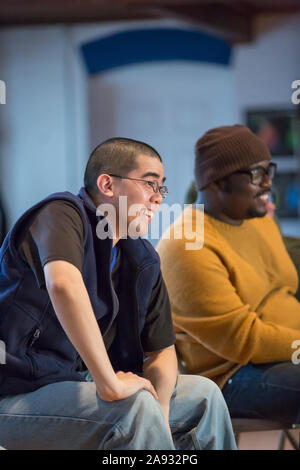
[0,375,236,450]
[222,362,300,425]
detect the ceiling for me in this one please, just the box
[0,0,299,43]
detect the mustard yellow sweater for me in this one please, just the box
[156,207,300,389]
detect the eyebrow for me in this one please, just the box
[141,172,166,183]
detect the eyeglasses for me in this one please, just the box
[231,162,277,186]
[109,174,168,198]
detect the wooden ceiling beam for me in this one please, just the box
[0,3,252,42]
[0,4,159,26]
[0,0,298,45]
[155,4,254,43]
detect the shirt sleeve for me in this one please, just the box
[19,200,85,289]
[140,271,176,352]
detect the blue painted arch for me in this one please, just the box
[81,28,232,75]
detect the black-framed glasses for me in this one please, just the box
[109,174,168,198]
[231,162,277,186]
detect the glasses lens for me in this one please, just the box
[251,164,276,185]
[251,168,265,185]
[160,186,168,198]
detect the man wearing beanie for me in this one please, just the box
[157,124,300,425]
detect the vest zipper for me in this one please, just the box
[29,328,40,347]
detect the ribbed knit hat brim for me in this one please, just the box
[194,125,271,190]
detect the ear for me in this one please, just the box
[214,178,231,193]
[208,180,225,192]
[96,174,114,198]
[209,181,220,191]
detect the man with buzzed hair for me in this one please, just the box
[0,137,236,450]
[157,125,300,426]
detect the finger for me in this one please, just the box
[141,379,159,400]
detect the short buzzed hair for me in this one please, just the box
[84,137,162,197]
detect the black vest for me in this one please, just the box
[0,188,160,396]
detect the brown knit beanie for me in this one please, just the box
[194,124,271,190]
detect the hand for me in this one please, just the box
[97,371,159,402]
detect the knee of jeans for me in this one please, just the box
[202,376,222,394]
[182,374,220,396]
[134,390,160,408]
[128,390,163,419]
[187,375,226,407]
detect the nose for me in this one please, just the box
[150,190,163,205]
[260,173,272,189]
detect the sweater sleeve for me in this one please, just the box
[166,243,300,365]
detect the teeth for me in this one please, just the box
[259,194,269,201]
[141,208,154,218]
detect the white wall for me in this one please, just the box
[0,26,88,229]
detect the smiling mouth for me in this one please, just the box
[255,191,270,203]
[140,208,154,221]
[255,190,271,199]
[257,193,269,201]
